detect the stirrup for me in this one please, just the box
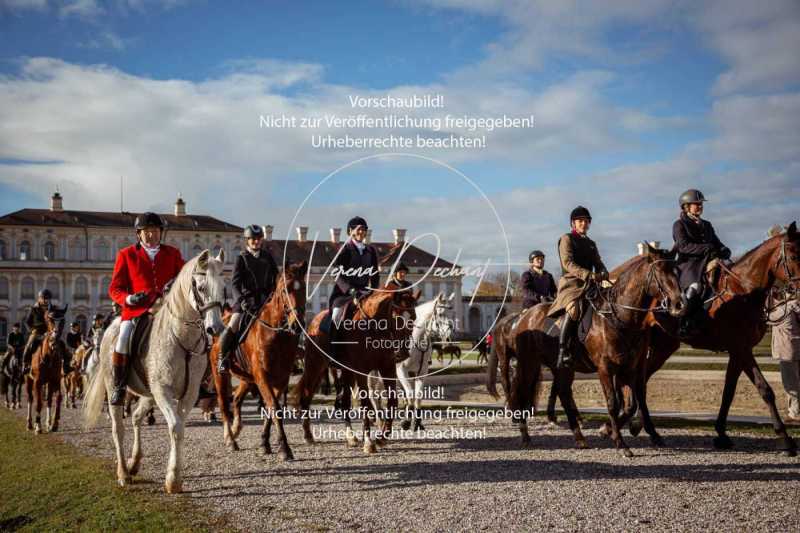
[109,385,126,406]
[556,347,573,369]
[217,354,230,374]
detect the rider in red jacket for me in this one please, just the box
[108,212,184,405]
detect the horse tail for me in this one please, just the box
[82,343,108,429]
[487,338,500,399]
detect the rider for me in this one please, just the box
[547,206,608,369]
[673,189,731,337]
[81,313,105,372]
[7,323,25,355]
[518,250,557,309]
[21,289,52,374]
[65,321,82,374]
[217,224,278,373]
[108,212,184,405]
[389,262,412,292]
[327,216,380,351]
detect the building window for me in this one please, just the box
[0,277,8,299]
[69,238,86,261]
[46,276,60,300]
[192,244,203,257]
[94,239,111,261]
[19,240,31,260]
[231,246,241,261]
[0,317,7,349]
[0,239,6,260]
[75,314,88,334]
[100,276,111,300]
[43,241,56,260]
[74,276,89,300]
[212,243,222,257]
[21,277,35,299]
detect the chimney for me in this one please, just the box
[365,229,372,244]
[392,228,406,244]
[296,226,308,242]
[50,191,63,211]
[330,227,341,243]
[263,225,273,241]
[637,241,661,255]
[174,196,186,216]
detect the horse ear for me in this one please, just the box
[297,260,309,278]
[641,241,655,258]
[216,248,225,263]
[197,249,210,269]
[789,221,797,235]
[447,292,455,301]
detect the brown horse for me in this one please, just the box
[631,222,800,455]
[209,261,307,459]
[293,281,418,453]
[63,344,87,408]
[26,305,67,434]
[509,247,685,456]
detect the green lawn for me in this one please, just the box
[0,409,231,532]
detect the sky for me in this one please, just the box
[0,0,798,280]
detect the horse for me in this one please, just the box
[435,342,463,365]
[370,292,454,431]
[293,281,419,453]
[26,305,68,434]
[83,250,226,493]
[510,246,685,456]
[208,260,307,459]
[2,346,24,409]
[63,344,88,408]
[631,221,800,455]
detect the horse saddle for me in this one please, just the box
[126,314,154,386]
[320,300,356,335]
[543,303,594,345]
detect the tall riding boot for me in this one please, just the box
[109,351,129,406]
[216,327,237,373]
[21,335,37,374]
[556,314,577,369]
[679,291,701,339]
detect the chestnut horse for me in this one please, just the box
[26,305,68,433]
[208,260,307,459]
[293,281,418,453]
[509,247,685,456]
[631,221,800,455]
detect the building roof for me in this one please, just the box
[0,208,242,233]
[264,240,456,270]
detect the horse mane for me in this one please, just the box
[732,233,783,266]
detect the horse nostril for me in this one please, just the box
[206,326,215,336]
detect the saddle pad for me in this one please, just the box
[541,303,594,344]
[130,314,153,387]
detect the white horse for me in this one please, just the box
[370,292,455,431]
[83,250,226,493]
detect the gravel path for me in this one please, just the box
[15,399,800,532]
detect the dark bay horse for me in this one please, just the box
[509,246,685,456]
[631,222,800,455]
[209,261,307,460]
[26,305,68,433]
[293,281,418,453]
[2,346,24,409]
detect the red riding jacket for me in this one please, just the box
[109,243,185,320]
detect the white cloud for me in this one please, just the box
[59,0,103,18]
[0,0,47,10]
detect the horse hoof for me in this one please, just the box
[34,425,41,435]
[279,450,294,462]
[226,440,240,452]
[650,434,665,448]
[260,446,271,456]
[303,435,315,445]
[781,448,797,458]
[127,462,140,476]
[598,423,611,439]
[401,420,411,431]
[629,420,643,437]
[713,435,734,450]
[363,441,377,454]
[546,420,558,429]
[147,414,156,426]
[346,438,360,448]
[164,482,182,494]
[576,438,589,449]
[50,425,58,433]
[621,448,634,458]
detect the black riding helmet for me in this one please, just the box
[243,224,264,240]
[570,206,592,222]
[679,189,707,208]
[38,288,52,300]
[395,262,409,273]
[529,250,545,261]
[347,216,368,233]
[70,321,80,328]
[134,212,165,231]
[93,313,104,321]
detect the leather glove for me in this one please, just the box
[719,246,732,260]
[126,291,149,306]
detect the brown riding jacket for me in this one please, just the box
[548,231,607,317]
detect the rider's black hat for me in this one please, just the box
[134,212,165,231]
[347,216,368,233]
[570,206,592,222]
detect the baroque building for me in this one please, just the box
[0,193,464,346]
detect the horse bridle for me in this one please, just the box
[593,259,676,321]
[254,277,305,335]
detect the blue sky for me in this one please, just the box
[0,0,798,272]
